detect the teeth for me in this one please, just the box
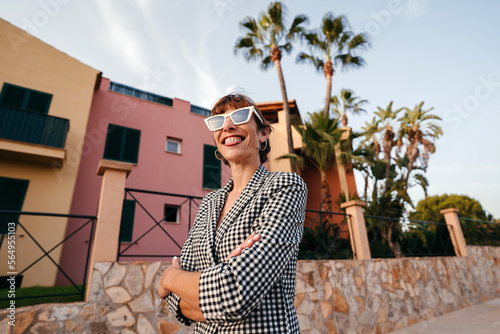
[225,137,242,144]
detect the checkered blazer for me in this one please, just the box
[165,165,307,333]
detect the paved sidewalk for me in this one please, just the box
[390,298,500,334]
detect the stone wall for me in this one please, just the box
[1,246,499,334]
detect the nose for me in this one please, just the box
[222,116,236,131]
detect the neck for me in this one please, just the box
[228,161,260,193]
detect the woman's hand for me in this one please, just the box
[158,257,182,299]
[225,232,261,261]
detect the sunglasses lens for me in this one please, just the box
[231,108,251,124]
[206,116,224,130]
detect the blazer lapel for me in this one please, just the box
[205,178,232,265]
[214,165,269,245]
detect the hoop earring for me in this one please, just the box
[259,140,268,151]
[215,149,224,161]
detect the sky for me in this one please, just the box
[1,0,499,218]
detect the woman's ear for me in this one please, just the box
[260,127,270,142]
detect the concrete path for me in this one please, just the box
[389,298,500,334]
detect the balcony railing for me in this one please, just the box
[109,82,173,107]
[191,104,211,117]
[0,105,69,149]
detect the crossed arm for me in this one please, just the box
[158,232,261,322]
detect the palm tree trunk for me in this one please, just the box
[274,58,296,172]
[323,60,334,118]
[363,173,369,200]
[404,142,419,189]
[319,169,333,214]
[324,73,332,118]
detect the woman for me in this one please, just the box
[158,93,307,333]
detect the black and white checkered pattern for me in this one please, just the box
[165,165,307,333]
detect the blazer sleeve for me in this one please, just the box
[198,172,307,323]
[164,195,209,326]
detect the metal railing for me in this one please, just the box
[0,210,96,304]
[109,82,173,107]
[365,215,456,258]
[0,105,69,148]
[299,210,353,260]
[190,104,211,117]
[459,217,500,246]
[117,188,203,261]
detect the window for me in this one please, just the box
[0,83,52,114]
[103,124,141,164]
[0,177,29,235]
[163,205,179,223]
[203,144,221,189]
[166,138,181,154]
[119,199,135,243]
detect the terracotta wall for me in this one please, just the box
[3,246,499,333]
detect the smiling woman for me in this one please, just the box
[159,93,307,333]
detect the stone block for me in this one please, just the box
[144,261,162,290]
[12,310,36,334]
[137,315,155,334]
[49,306,80,321]
[89,321,110,334]
[319,301,334,319]
[124,264,144,297]
[79,304,98,321]
[157,319,180,334]
[28,321,62,333]
[129,291,155,314]
[332,289,349,314]
[106,306,136,327]
[65,319,84,332]
[297,299,316,314]
[106,286,132,304]
[297,314,312,330]
[95,262,112,276]
[88,270,106,302]
[103,263,127,288]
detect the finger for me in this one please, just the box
[171,256,181,268]
[226,246,242,261]
[243,232,257,244]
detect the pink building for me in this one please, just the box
[58,78,231,284]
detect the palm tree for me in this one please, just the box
[296,12,369,118]
[280,112,345,213]
[398,102,442,189]
[234,2,308,161]
[374,102,403,192]
[331,89,368,127]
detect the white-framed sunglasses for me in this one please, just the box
[204,106,265,131]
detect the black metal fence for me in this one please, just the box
[299,210,353,260]
[460,217,500,246]
[365,215,456,258]
[0,210,95,305]
[117,188,203,261]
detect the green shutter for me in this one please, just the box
[0,177,29,235]
[103,124,141,163]
[119,199,135,242]
[203,144,221,189]
[0,83,52,114]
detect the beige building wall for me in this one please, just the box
[0,19,100,287]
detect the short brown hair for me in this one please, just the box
[211,93,272,166]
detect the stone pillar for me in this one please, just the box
[340,200,371,260]
[440,208,468,257]
[86,160,133,300]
